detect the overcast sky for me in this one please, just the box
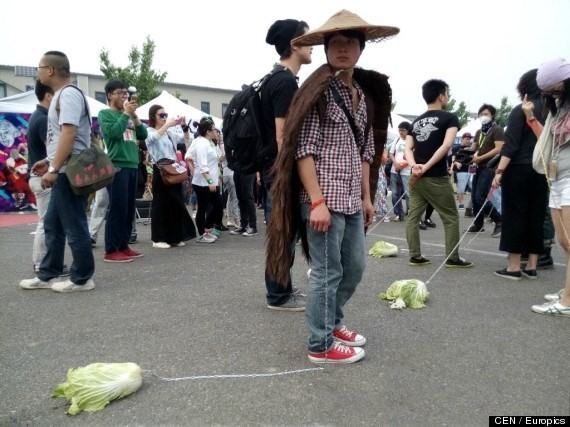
[3,0,569,115]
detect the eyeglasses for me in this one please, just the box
[113,90,129,96]
[542,89,564,97]
[158,113,168,118]
[36,65,51,71]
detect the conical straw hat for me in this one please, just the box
[292,9,399,46]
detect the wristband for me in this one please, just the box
[311,197,326,211]
[206,178,214,185]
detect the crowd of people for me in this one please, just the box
[15,11,570,366]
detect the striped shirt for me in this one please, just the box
[295,77,374,215]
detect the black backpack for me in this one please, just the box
[223,67,286,174]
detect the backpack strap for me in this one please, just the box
[330,85,359,142]
[55,84,92,126]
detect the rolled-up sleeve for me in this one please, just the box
[295,107,321,161]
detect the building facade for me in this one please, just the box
[0,64,237,119]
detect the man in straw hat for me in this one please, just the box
[266,10,398,364]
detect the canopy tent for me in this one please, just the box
[386,112,413,144]
[0,90,108,117]
[136,90,222,128]
[458,119,482,137]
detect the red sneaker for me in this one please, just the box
[121,246,144,258]
[104,251,133,263]
[333,326,366,346]
[308,342,365,364]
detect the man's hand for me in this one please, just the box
[309,203,330,232]
[123,100,138,117]
[31,159,49,177]
[362,198,375,227]
[411,164,425,177]
[41,170,57,189]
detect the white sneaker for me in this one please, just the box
[51,279,95,293]
[152,242,170,249]
[174,242,186,247]
[19,277,57,290]
[544,289,564,302]
[196,233,216,243]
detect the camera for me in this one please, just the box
[128,86,138,102]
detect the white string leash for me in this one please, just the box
[145,367,324,382]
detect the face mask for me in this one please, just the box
[480,116,492,125]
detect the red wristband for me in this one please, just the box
[311,198,326,211]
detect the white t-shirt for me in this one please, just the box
[389,138,411,176]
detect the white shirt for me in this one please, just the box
[188,136,219,186]
[389,138,412,176]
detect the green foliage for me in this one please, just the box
[99,36,167,105]
[494,96,513,127]
[444,90,469,129]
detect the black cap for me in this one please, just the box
[266,19,300,55]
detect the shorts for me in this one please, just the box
[549,177,570,208]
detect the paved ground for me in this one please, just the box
[1,209,568,426]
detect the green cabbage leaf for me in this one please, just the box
[53,362,143,415]
[379,279,429,309]
[369,241,398,258]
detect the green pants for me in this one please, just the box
[406,176,460,261]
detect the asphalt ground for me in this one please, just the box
[1,207,568,426]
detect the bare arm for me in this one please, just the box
[297,156,330,232]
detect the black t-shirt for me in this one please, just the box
[259,66,298,168]
[27,104,49,168]
[410,110,459,177]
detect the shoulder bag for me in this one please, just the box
[157,132,188,186]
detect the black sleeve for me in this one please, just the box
[502,105,524,159]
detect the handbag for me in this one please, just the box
[532,113,554,175]
[156,131,189,186]
[158,160,188,186]
[66,145,115,196]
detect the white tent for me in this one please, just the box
[458,119,481,137]
[136,90,222,128]
[0,90,108,117]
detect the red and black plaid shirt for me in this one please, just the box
[295,77,374,215]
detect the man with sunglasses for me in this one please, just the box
[98,80,148,263]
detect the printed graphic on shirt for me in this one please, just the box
[413,117,439,142]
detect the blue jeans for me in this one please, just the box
[390,172,410,218]
[38,173,94,285]
[105,167,137,253]
[472,165,501,229]
[301,204,365,352]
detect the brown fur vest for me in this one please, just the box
[266,64,392,286]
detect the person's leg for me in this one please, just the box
[37,180,65,282]
[549,207,570,307]
[471,169,484,229]
[193,184,209,236]
[456,172,469,206]
[51,174,94,285]
[405,179,429,259]
[121,168,138,249]
[241,173,257,230]
[390,172,402,218]
[423,177,461,261]
[424,204,434,221]
[335,211,365,328]
[105,168,130,253]
[233,173,248,228]
[478,167,502,225]
[400,174,411,215]
[88,187,109,243]
[224,175,240,225]
[29,176,51,270]
[302,204,343,352]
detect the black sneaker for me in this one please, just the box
[536,255,554,270]
[445,258,474,268]
[419,221,427,230]
[267,294,306,312]
[409,256,431,266]
[491,224,501,238]
[466,226,485,233]
[424,218,436,228]
[215,224,230,232]
[230,226,247,235]
[494,268,522,280]
[129,234,137,244]
[464,208,474,217]
[243,227,258,237]
[522,269,538,280]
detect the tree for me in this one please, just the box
[494,96,513,127]
[99,36,167,105]
[445,91,469,129]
